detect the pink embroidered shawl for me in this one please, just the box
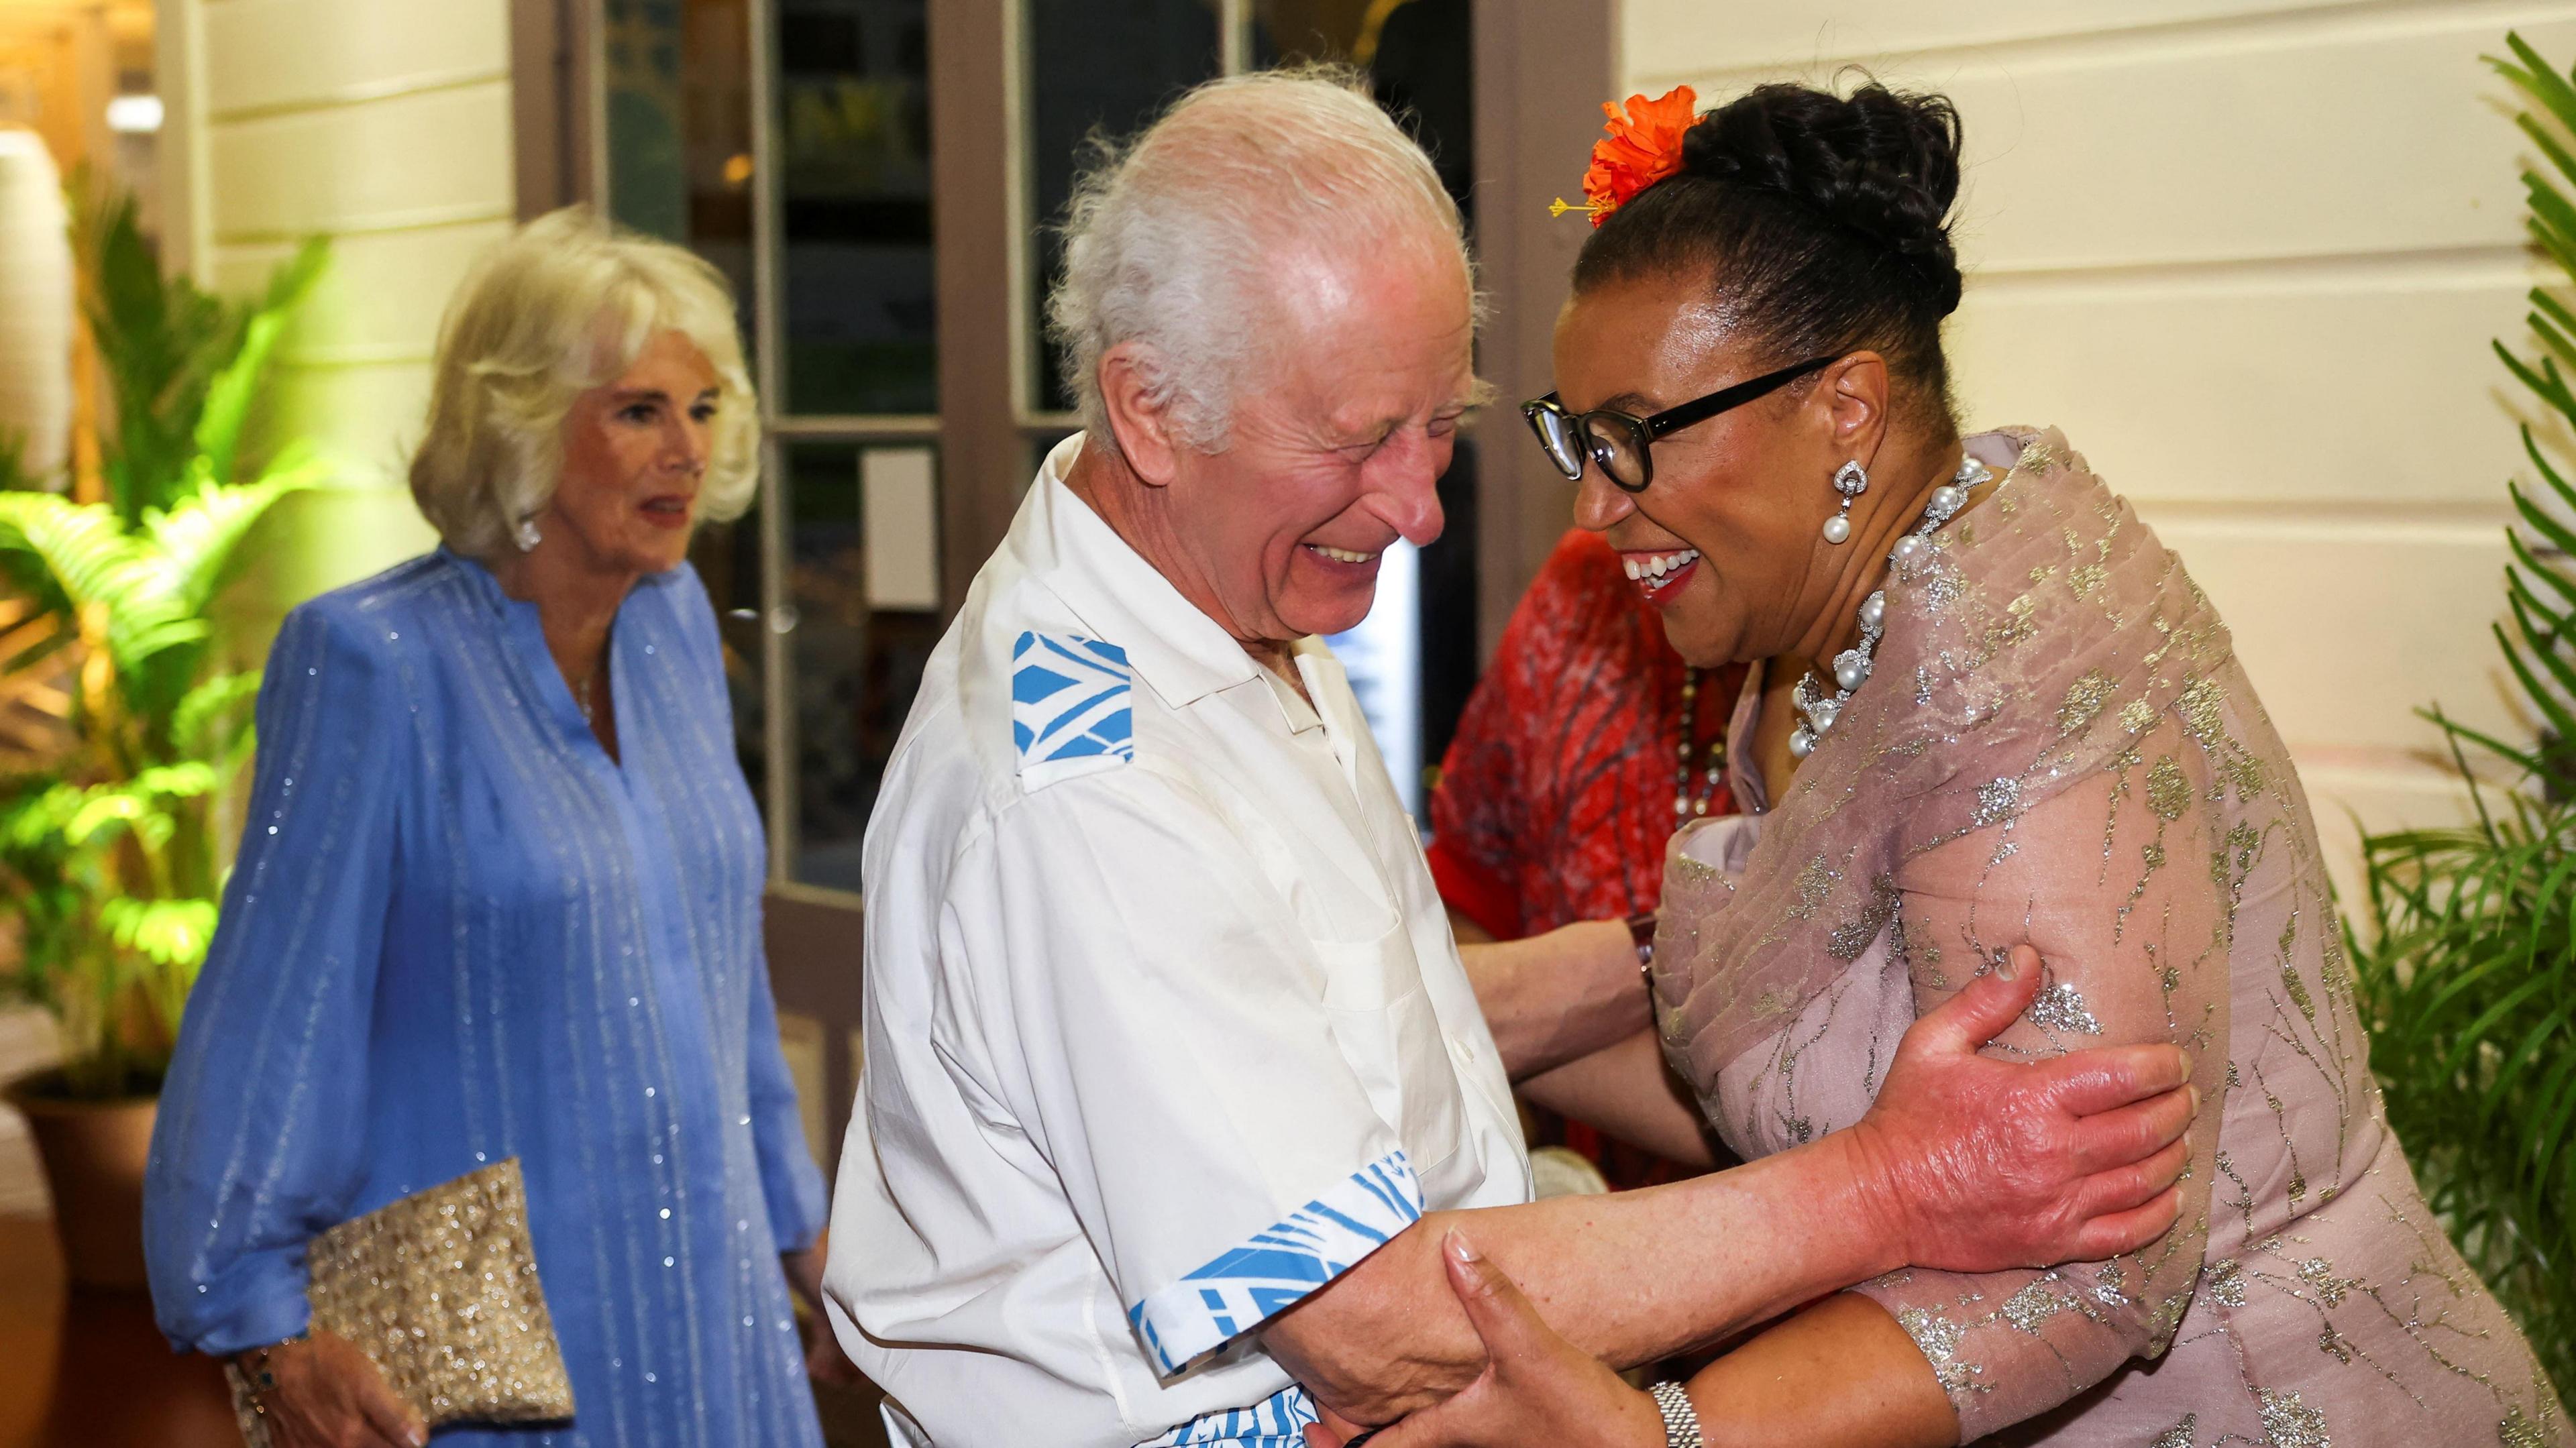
[1651,430,2567,1445]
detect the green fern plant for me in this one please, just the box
[2345,28,2576,1402]
[0,192,329,1099]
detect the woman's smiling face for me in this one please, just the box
[1550,269,1866,669]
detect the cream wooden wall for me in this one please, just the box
[159,0,515,604]
[1620,0,2561,892]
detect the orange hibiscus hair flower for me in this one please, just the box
[1553,85,1699,227]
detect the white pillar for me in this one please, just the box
[158,0,518,611]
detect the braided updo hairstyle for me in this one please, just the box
[1574,81,1966,433]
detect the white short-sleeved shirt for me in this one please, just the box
[825,436,1532,1447]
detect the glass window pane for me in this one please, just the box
[1022,0,1226,414]
[687,512,770,815]
[777,0,937,416]
[1417,432,1479,775]
[784,440,944,892]
[603,0,759,337]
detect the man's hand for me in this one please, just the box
[234,1330,424,1448]
[1843,944,2196,1273]
[1300,1231,1661,1448]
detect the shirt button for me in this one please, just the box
[1449,1034,1477,1062]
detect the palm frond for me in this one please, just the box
[172,671,258,759]
[143,455,327,617]
[72,182,230,524]
[5,180,332,1094]
[99,895,217,970]
[193,237,327,488]
[2354,28,2576,1400]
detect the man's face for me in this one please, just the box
[1159,239,1480,643]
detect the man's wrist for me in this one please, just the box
[1790,1127,1913,1285]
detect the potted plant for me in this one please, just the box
[0,187,326,1288]
[2346,30,2576,1403]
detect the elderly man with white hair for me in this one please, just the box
[826,70,2197,1447]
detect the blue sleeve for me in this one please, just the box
[746,935,828,1252]
[143,600,404,1355]
[667,563,828,1252]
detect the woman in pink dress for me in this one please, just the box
[1340,80,2569,1447]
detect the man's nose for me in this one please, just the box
[1365,437,1448,547]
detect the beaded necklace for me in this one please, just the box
[1672,667,1727,820]
[1788,454,1994,759]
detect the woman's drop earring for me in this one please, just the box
[1822,461,1867,544]
[513,516,543,553]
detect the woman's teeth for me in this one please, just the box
[1623,549,1699,581]
[1307,544,1377,564]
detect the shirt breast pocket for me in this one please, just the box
[1317,922,1465,1180]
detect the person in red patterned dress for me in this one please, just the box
[1426,525,1748,1186]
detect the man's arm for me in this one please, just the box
[1263,952,2195,1425]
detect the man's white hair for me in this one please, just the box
[1046,65,1474,455]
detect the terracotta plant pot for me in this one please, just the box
[5,1074,156,1291]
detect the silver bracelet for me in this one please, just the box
[1649,1380,1704,1448]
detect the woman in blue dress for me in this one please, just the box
[144,208,833,1448]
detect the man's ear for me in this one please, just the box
[1817,351,1890,465]
[1097,343,1183,488]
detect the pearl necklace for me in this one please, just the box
[1788,454,1994,759]
[1673,668,1727,819]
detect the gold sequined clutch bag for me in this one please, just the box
[225,1158,576,1445]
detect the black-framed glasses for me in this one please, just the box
[1521,355,1837,493]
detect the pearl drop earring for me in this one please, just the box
[1822,461,1868,544]
[513,516,542,553]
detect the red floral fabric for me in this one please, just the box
[1425,528,1745,1186]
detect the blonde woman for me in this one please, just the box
[144,209,835,1448]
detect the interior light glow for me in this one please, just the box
[106,95,163,135]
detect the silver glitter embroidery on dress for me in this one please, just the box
[2502,1408,2551,1448]
[1895,1306,1986,1396]
[1974,776,2023,826]
[2296,1257,2357,1307]
[2151,1414,2200,1448]
[2000,1280,2068,1333]
[2057,670,2118,736]
[2257,1388,2330,1448]
[2094,1260,2132,1308]
[2027,981,2103,1035]
[2206,1258,2247,1308]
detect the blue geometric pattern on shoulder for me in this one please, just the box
[1136,1385,1319,1448]
[1128,1149,1422,1376]
[1012,630,1134,783]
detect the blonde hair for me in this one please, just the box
[409,207,759,557]
[1046,64,1475,455]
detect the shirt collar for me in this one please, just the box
[1024,434,1265,711]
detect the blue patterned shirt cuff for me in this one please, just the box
[1137,1384,1319,1447]
[1126,1150,1424,1376]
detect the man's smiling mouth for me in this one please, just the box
[1305,543,1379,565]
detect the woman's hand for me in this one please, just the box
[1845,944,2196,1273]
[781,1245,866,1386]
[238,1330,425,1448]
[1303,1231,1664,1448]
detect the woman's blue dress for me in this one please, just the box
[145,550,829,1447]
